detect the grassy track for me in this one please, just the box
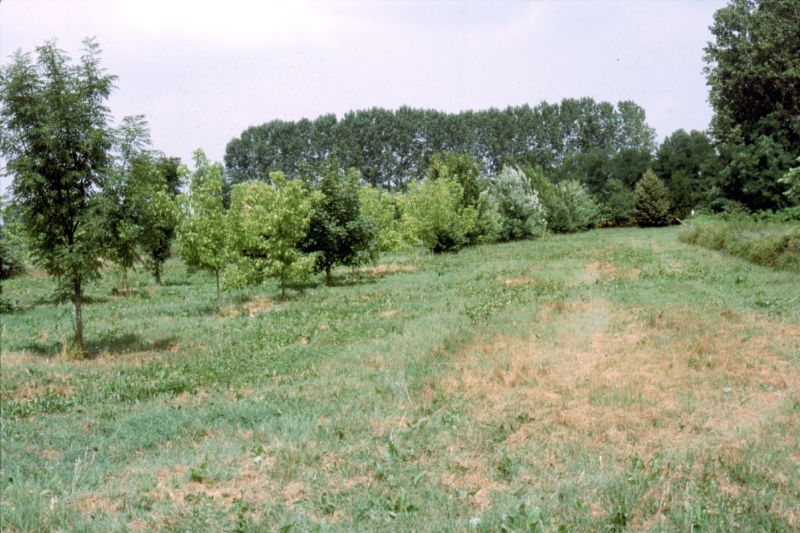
[2,227,799,531]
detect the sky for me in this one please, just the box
[0,0,726,190]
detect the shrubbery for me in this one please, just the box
[600,178,634,226]
[680,215,800,272]
[358,185,402,255]
[634,170,672,227]
[227,173,316,295]
[489,166,547,241]
[401,176,477,253]
[547,180,602,233]
[303,166,376,284]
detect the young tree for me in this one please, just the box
[102,115,153,294]
[130,155,180,285]
[0,39,116,352]
[428,152,500,243]
[302,165,376,284]
[547,180,603,233]
[779,159,800,205]
[176,150,229,302]
[401,177,478,253]
[633,170,672,227]
[358,184,402,256]
[600,178,634,226]
[227,173,316,297]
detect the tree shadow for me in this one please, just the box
[28,294,109,309]
[328,275,376,287]
[19,333,178,359]
[160,279,191,287]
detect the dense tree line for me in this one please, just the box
[704,0,800,211]
[224,99,656,190]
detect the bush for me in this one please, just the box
[600,178,634,226]
[547,180,602,233]
[227,173,316,296]
[358,184,403,255]
[0,196,26,280]
[429,152,500,244]
[401,177,477,253]
[489,166,547,240]
[680,216,800,272]
[633,170,672,227]
[303,166,376,284]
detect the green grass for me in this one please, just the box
[2,227,799,531]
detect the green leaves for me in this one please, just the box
[227,172,316,296]
[303,166,377,283]
[547,180,603,233]
[633,170,672,227]
[176,150,230,300]
[0,38,117,348]
[704,0,800,211]
[489,166,547,241]
[401,177,477,253]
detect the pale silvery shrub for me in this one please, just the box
[489,166,547,241]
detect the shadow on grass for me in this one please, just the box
[19,333,178,359]
[327,271,381,287]
[160,279,191,287]
[28,294,109,309]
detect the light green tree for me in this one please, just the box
[176,150,230,302]
[547,180,603,233]
[401,177,477,253]
[227,172,316,297]
[358,184,402,256]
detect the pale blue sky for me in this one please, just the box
[1,0,725,189]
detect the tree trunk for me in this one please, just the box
[154,262,162,285]
[123,267,129,295]
[215,270,221,304]
[325,266,332,286]
[73,277,84,354]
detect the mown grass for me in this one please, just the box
[680,215,800,273]
[1,227,799,531]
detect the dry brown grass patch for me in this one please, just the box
[359,263,416,278]
[4,375,73,402]
[438,455,506,509]
[245,297,276,316]
[504,277,531,286]
[444,299,800,460]
[141,457,281,510]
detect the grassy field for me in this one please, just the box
[2,227,799,532]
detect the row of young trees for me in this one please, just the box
[176,149,677,306]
